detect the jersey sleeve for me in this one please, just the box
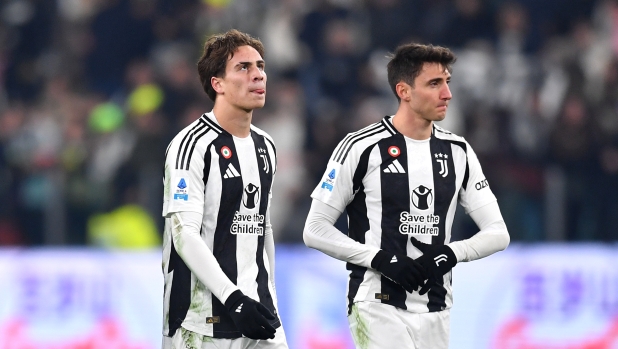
[310,140,359,212]
[162,138,209,217]
[458,143,497,213]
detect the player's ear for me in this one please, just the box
[396,82,411,102]
[211,76,223,94]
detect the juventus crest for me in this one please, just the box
[434,153,449,177]
[258,147,269,174]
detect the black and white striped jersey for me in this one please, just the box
[311,115,497,314]
[162,112,279,338]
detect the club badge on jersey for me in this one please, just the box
[434,153,449,177]
[258,147,270,174]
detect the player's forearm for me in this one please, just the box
[263,207,279,304]
[264,199,276,278]
[303,199,380,268]
[170,212,239,303]
[447,201,510,263]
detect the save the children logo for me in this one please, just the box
[412,185,433,210]
[242,183,260,209]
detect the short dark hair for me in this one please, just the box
[197,29,265,101]
[386,43,456,101]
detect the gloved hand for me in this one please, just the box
[224,290,276,340]
[371,250,427,293]
[410,237,457,295]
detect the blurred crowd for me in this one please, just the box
[0,0,617,247]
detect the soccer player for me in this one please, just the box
[162,29,288,349]
[303,43,510,348]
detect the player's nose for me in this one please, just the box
[440,84,452,100]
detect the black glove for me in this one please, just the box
[224,290,276,340]
[410,237,457,295]
[371,250,427,293]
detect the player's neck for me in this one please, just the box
[213,104,253,138]
[392,111,432,140]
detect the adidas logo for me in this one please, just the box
[390,256,398,263]
[224,164,240,179]
[235,303,243,313]
[434,254,448,266]
[383,160,406,174]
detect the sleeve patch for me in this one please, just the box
[173,178,189,201]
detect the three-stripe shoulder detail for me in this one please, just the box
[333,122,395,164]
[175,116,221,170]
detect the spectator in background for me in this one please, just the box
[549,93,602,240]
[0,0,616,245]
[442,0,493,48]
[595,57,618,240]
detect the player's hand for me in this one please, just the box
[410,237,457,295]
[371,250,427,293]
[224,290,276,340]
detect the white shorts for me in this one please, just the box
[348,302,450,349]
[162,326,288,349]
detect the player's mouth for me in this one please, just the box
[251,89,266,95]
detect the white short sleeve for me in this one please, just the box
[458,144,497,213]
[162,138,210,217]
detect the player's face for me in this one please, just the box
[214,45,267,112]
[407,62,452,122]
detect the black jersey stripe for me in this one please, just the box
[183,126,212,170]
[378,134,409,309]
[251,132,281,329]
[212,135,243,338]
[345,145,372,314]
[177,120,208,169]
[166,237,192,337]
[338,127,390,164]
[202,144,213,198]
[333,123,384,163]
[427,135,457,312]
